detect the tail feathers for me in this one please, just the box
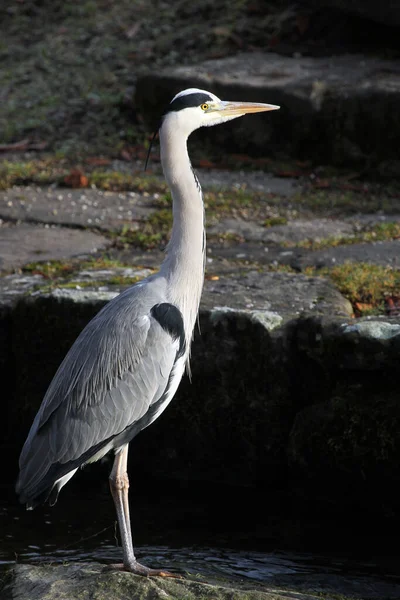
[23,487,53,511]
[16,466,78,510]
[17,422,115,508]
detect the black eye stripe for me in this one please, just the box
[167,92,213,113]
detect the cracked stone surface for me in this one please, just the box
[0,178,399,276]
[0,186,156,231]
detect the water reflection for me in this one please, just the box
[7,542,306,579]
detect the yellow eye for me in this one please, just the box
[201,103,209,111]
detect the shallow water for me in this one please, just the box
[4,542,400,599]
[2,482,400,599]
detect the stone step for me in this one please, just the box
[135,52,400,166]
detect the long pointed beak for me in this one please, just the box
[217,101,280,116]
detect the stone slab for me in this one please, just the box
[209,218,355,244]
[0,172,298,234]
[198,169,297,196]
[207,239,400,272]
[135,52,400,164]
[201,270,353,318]
[0,222,110,271]
[0,273,46,306]
[0,267,353,321]
[212,238,400,272]
[0,186,155,231]
[292,239,400,269]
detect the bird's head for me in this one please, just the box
[160,88,279,136]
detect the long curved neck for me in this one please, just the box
[159,120,205,344]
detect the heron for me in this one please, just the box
[16,88,279,576]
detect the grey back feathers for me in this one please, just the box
[16,88,217,509]
[17,278,186,507]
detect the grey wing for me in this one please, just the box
[16,285,183,506]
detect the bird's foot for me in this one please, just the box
[103,561,181,578]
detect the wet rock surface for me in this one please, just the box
[3,557,400,600]
[1,563,313,600]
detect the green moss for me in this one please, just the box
[20,255,157,294]
[267,263,296,273]
[57,276,143,289]
[0,158,168,193]
[112,206,173,249]
[290,187,400,216]
[89,171,167,193]
[366,221,400,241]
[204,189,260,214]
[306,262,400,316]
[201,189,292,233]
[21,256,132,280]
[0,159,68,190]
[263,216,288,227]
[287,221,400,251]
[208,231,245,244]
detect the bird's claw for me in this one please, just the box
[146,569,182,578]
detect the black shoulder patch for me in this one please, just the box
[167,92,213,114]
[151,303,186,357]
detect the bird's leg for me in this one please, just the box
[108,444,178,578]
[109,445,136,568]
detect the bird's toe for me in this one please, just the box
[102,561,181,578]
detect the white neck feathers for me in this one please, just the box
[159,115,205,346]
